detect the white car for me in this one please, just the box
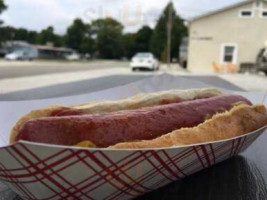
[130,53,159,71]
[5,51,34,61]
[65,53,80,61]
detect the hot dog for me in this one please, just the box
[110,104,267,149]
[10,88,267,149]
[10,88,223,143]
[14,94,250,147]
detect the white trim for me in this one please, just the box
[239,9,254,18]
[220,43,238,65]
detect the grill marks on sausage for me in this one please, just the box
[15,95,252,147]
[50,96,210,117]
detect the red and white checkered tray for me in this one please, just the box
[0,74,266,200]
[0,128,266,200]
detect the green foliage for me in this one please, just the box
[65,19,95,54]
[0,0,7,25]
[122,26,152,59]
[27,31,38,44]
[14,28,31,41]
[80,36,94,54]
[0,26,35,46]
[135,26,152,53]
[37,26,63,46]
[65,18,87,51]
[14,28,40,44]
[0,26,15,41]
[92,18,123,59]
[0,0,6,13]
[150,2,188,61]
[0,26,39,44]
[0,25,64,47]
[122,33,136,59]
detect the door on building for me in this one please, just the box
[221,44,238,64]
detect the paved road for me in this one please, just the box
[0,60,129,79]
[0,75,243,101]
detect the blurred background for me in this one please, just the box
[0,0,266,98]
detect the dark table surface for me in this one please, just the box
[1,75,267,200]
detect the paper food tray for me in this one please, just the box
[0,74,266,200]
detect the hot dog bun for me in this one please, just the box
[12,88,267,149]
[10,88,223,144]
[109,104,267,149]
[14,94,251,147]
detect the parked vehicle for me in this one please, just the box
[5,50,35,61]
[256,48,267,75]
[239,62,255,73]
[130,53,159,71]
[65,53,81,61]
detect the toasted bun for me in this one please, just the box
[109,104,267,149]
[10,88,223,144]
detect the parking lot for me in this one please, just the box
[0,60,174,93]
[0,60,267,96]
[0,60,132,79]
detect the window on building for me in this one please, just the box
[261,10,267,18]
[239,10,253,18]
[221,44,237,64]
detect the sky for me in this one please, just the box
[1,0,244,34]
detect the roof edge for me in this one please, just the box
[188,0,254,22]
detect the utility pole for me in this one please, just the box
[167,2,173,68]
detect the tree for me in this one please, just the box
[122,33,136,59]
[121,26,152,59]
[37,26,63,47]
[27,31,38,44]
[13,28,28,41]
[0,0,7,25]
[92,18,124,59]
[0,0,7,46]
[135,26,152,53]
[0,26,39,45]
[0,26,16,41]
[150,2,187,61]
[79,24,94,55]
[80,36,94,55]
[65,19,95,54]
[65,18,87,51]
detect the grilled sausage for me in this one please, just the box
[15,95,251,147]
